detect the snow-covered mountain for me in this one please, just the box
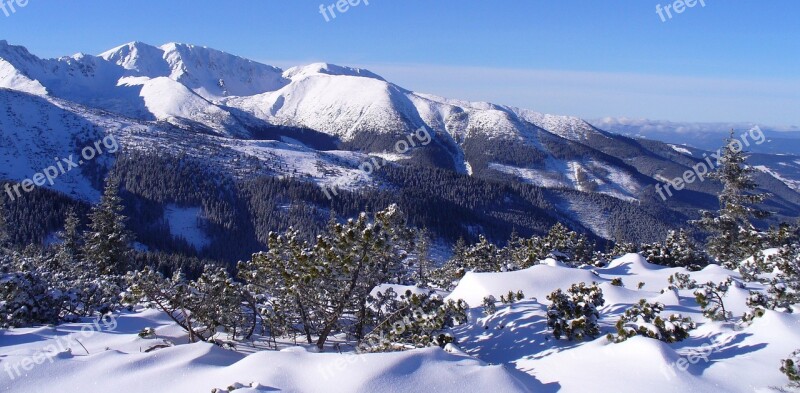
[0,40,653,200]
[1,40,798,249]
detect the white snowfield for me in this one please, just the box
[0,309,527,393]
[1,253,797,392]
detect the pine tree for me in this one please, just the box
[695,131,770,269]
[432,237,468,289]
[55,208,82,268]
[542,223,593,265]
[500,229,538,270]
[465,235,502,272]
[83,176,134,275]
[412,228,431,287]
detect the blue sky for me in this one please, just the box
[1,0,798,125]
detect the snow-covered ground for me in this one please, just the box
[1,253,797,392]
[0,309,527,393]
[163,204,210,251]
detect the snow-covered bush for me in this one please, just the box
[126,266,253,343]
[0,252,62,328]
[668,273,732,321]
[608,299,695,343]
[0,246,126,328]
[694,279,733,321]
[138,327,156,338]
[500,290,524,304]
[640,229,708,270]
[482,295,497,316]
[239,205,414,351]
[546,282,605,341]
[781,349,800,386]
[747,244,800,312]
[361,290,468,352]
[438,223,595,278]
[667,272,697,290]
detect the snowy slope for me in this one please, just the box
[449,253,800,392]
[0,309,530,393]
[0,88,384,203]
[101,42,288,100]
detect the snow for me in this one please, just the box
[489,158,641,201]
[446,261,601,305]
[0,309,529,393]
[163,204,210,251]
[446,253,800,392]
[669,144,693,156]
[513,109,605,142]
[1,253,798,392]
[754,164,800,192]
[101,42,288,100]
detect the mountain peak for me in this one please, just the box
[283,62,385,81]
[99,41,169,76]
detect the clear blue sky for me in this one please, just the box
[1,0,798,125]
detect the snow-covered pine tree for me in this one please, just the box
[464,235,503,272]
[411,228,431,287]
[191,267,255,341]
[313,205,412,350]
[540,223,593,266]
[666,229,707,269]
[361,290,468,352]
[83,176,134,275]
[55,207,82,268]
[127,267,251,343]
[768,221,800,248]
[695,131,770,269]
[611,241,639,257]
[499,229,523,270]
[748,243,800,312]
[544,223,572,261]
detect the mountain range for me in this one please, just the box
[1,40,798,263]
